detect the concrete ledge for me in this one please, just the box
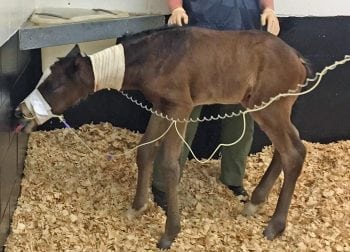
[19,14,165,50]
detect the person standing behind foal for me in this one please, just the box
[152,0,280,210]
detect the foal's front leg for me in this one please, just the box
[127,115,171,219]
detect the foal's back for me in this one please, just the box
[153,27,307,109]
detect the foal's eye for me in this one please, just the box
[44,77,63,92]
[51,82,64,92]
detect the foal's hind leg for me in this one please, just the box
[264,140,305,240]
[156,108,191,249]
[252,107,306,240]
[243,150,282,216]
[127,115,171,219]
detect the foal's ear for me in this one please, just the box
[66,44,81,58]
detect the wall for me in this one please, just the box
[0,32,41,248]
[2,0,350,48]
[276,0,350,17]
[0,0,35,47]
[34,0,350,17]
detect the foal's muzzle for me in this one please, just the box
[14,67,57,133]
[15,88,57,133]
[15,103,39,133]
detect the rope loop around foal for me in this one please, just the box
[120,54,350,123]
[174,113,247,163]
[59,55,350,163]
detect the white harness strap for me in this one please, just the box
[88,44,125,92]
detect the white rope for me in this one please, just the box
[106,121,175,158]
[174,114,247,163]
[112,54,350,163]
[61,55,350,163]
[120,54,350,122]
[59,116,175,159]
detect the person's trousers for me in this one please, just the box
[152,104,254,192]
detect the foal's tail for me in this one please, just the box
[296,51,313,79]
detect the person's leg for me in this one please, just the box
[152,106,202,209]
[219,104,254,200]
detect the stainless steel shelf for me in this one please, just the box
[19,14,165,50]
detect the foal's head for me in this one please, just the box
[39,55,94,114]
[15,54,94,133]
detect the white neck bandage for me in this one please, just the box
[23,68,59,125]
[88,44,125,92]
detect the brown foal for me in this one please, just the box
[18,26,308,249]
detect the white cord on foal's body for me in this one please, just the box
[174,114,247,163]
[59,54,350,163]
[115,54,350,162]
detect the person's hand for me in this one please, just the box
[261,8,280,36]
[168,7,188,26]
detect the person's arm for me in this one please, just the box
[260,0,280,36]
[168,0,183,11]
[260,0,274,9]
[167,0,188,26]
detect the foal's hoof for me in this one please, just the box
[157,236,173,250]
[126,204,148,220]
[242,201,260,217]
[263,220,286,240]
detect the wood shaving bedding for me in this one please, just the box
[5,123,350,251]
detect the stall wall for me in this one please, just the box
[0,0,35,47]
[2,0,350,47]
[34,0,350,16]
[276,0,350,17]
[0,33,41,247]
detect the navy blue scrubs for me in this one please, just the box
[183,0,261,30]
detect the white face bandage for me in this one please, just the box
[22,68,58,125]
[88,44,125,92]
